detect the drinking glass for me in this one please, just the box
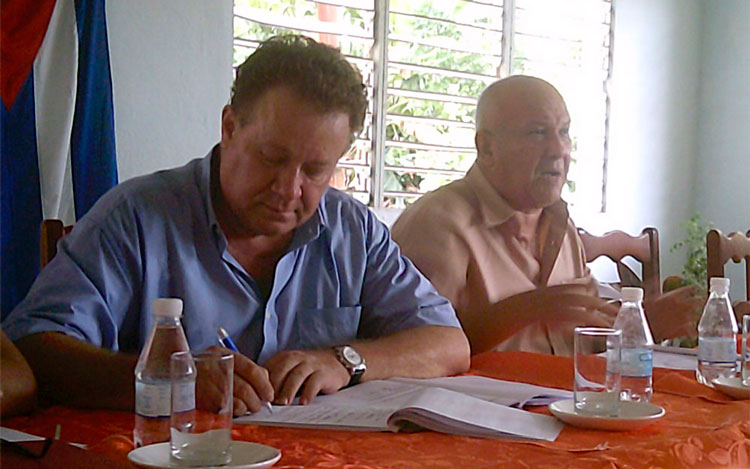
[574,327,622,416]
[170,350,233,466]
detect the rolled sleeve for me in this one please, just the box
[3,199,141,350]
[358,209,461,338]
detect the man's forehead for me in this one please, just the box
[502,99,567,130]
[479,77,569,128]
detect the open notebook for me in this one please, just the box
[235,375,571,441]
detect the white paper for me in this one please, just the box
[0,427,45,442]
[235,377,567,441]
[388,375,572,407]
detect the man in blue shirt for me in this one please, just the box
[4,36,470,414]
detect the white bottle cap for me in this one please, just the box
[621,287,643,302]
[152,298,183,317]
[709,277,730,292]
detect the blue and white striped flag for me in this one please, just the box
[1,0,118,318]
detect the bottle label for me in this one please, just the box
[172,379,196,414]
[621,348,653,377]
[698,337,737,363]
[135,381,171,417]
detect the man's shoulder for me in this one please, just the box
[118,158,201,196]
[79,157,206,230]
[319,187,373,225]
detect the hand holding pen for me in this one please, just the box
[217,327,274,415]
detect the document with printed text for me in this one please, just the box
[234,376,570,441]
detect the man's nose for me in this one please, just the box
[547,133,572,159]
[272,166,303,200]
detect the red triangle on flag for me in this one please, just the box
[1,0,58,109]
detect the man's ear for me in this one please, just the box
[221,105,238,142]
[475,130,494,167]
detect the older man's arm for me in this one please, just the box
[264,325,470,406]
[14,332,137,410]
[461,284,618,355]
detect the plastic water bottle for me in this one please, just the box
[613,287,654,403]
[696,277,738,386]
[134,298,190,447]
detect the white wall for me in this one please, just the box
[573,0,703,282]
[576,0,748,299]
[694,0,750,299]
[106,0,233,182]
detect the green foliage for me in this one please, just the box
[670,213,714,295]
[233,0,585,207]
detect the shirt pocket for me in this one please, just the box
[294,306,362,349]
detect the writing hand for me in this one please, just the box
[209,345,274,416]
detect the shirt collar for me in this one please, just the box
[464,161,569,227]
[288,193,327,251]
[200,145,226,251]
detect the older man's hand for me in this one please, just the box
[645,285,704,342]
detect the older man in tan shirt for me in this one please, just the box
[392,76,701,356]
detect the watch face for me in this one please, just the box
[343,346,361,365]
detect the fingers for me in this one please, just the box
[555,306,613,328]
[231,352,274,416]
[265,350,350,406]
[544,283,592,296]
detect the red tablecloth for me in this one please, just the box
[3,351,749,468]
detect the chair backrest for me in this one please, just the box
[40,219,73,268]
[577,227,661,299]
[706,229,750,303]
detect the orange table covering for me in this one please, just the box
[3,351,749,468]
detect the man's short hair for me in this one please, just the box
[231,35,367,141]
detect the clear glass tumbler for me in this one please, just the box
[574,327,622,416]
[170,350,233,466]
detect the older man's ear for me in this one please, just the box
[475,130,495,166]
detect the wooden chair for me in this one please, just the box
[577,227,661,300]
[706,229,750,322]
[40,219,73,268]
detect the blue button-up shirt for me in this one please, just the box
[4,148,460,363]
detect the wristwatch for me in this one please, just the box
[333,345,366,387]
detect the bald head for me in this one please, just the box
[473,75,572,212]
[476,75,568,134]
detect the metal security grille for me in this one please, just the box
[233,0,612,211]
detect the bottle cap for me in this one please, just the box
[621,287,643,302]
[709,277,730,292]
[152,298,183,317]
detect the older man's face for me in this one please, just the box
[479,83,572,212]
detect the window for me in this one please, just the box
[233,0,612,212]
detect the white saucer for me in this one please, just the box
[128,441,281,469]
[712,376,750,399]
[549,399,665,431]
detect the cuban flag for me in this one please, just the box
[1,0,118,319]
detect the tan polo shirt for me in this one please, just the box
[391,163,595,355]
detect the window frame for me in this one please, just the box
[233,0,613,212]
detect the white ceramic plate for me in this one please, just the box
[712,376,750,399]
[128,441,281,469]
[549,399,665,431]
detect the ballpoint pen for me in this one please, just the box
[216,327,273,414]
